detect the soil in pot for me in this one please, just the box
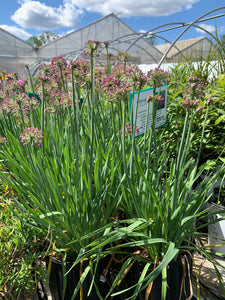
[46,256,110,300]
[113,253,193,300]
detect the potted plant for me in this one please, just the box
[0,42,225,300]
[98,72,225,299]
[0,42,125,299]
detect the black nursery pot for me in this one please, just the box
[115,253,193,300]
[46,256,110,300]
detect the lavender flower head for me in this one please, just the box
[0,136,7,146]
[39,64,54,78]
[69,59,90,87]
[116,51,130,63]
[127,66,147,90]
[120,123,139,137]
[16,117,30,128]
[83,40,101,56]
[181,76,206,110]
[147,68,170,88]
[20,127,44,146]
[51,56,67,72]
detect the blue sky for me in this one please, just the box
[0,0,225,44]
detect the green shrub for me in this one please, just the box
[0,197,48,299]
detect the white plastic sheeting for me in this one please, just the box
[32,13,163,75]
[0,28,37,77]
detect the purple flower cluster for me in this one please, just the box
[3,78,27,96]
[1,92,40,118]
[45,92,73,113]
[181,76,206,110]
[83,40,101,56]
[20,127,44,146]
[0,136,7,146]
[39,64,54,78]
[120,123,139,137]
[116,51,130,63]
[127,66,147,90]
[69,59,91,87]
[101,68,132,103]
[102,65,147,102]
[51,56,67,72]
[147,68,170,88]
[1,97,20,117]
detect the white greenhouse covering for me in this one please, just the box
[0,12,221,78]
[31,13,163,75]
[0,28,36,77]
[0,13,163,77]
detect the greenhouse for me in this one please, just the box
[0,27,36,77]
[1,9,223,78]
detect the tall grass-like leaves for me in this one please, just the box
[1,51,225,300]
[0,45,126,298]
[114,73,225,299]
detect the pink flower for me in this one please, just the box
[181,76,206,111]
[147,68,170,87]
[20,127,44,146]
[83,40,101,56]
[0,136,7,146]
[120,123,139,137]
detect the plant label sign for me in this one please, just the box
[129,84,167,137]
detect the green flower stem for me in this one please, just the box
[71,68,79,169]
[196,103,210,166]
[122,100,141,216]
[105,46,111,76]
[144,101,150,165]
[89,50,96,198]
[41,82,45,154]
[60,66,67,93]
[26,65,35,94]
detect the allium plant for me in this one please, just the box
[0,45,224,300]
[20,127,44,146]
[0,44,129,299]
[83,40,101,56]
[120,122,139,137]
[116,51,130,69]
[101,66,134,103]
[181,76,206,110]
[0,136,7,146]
[147,68,170,89]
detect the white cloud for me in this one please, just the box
[139,29,154,38]
[0,25,32,40]
[220,26,225,34]
[139,30,146,34]
[10,0,200,32]
[11,0,83,30]
[70,0,199,17]
[195,24,215,34]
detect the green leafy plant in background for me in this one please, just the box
[0,194,48,299]
[164,62,225,168]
